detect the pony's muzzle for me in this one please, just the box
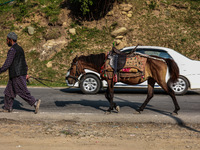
[66,71,78,85]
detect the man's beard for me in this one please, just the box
[7,41,12,47]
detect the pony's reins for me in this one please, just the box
[28,76,69,90]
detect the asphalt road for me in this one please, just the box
[0,87,200,124]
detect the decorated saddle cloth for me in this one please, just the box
[122,54,147,72]
[101,53,147,78]
[104,54,146,70]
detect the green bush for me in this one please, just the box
[41,0,63,23]
[69,0,93,15]
[68,0,115,20]
[148,0,157,10]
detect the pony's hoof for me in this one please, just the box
[115,106,120,112]
[105,110,111,115]
[171,111,178,116]
[134,109,141,114]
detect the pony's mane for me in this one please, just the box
[78,53,105,68]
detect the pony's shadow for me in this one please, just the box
[59,88,153,112]
[58,89,200,133]
[0,96,33,112]
[55,98,200,133]
[55,98,143,113]
[59,88,174,114]
[60,88,200,95]
[115,96,200,133]
[146,107,200,133]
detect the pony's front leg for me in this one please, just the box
[105,87,114,113]
[137,78,155,113]
[105,80,120,113]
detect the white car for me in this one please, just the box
[66,46,200,95]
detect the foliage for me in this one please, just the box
[41,0,62,23]
[148,0,157,10]
[15,1,29,21]
[69,0,93,15]
[0,0,63,23]
[68,0,115,20]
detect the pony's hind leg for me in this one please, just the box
[137,78,155,113]
[160,81,180,114]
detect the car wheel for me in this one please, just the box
[80,74,101,94]
[168,76,189,95]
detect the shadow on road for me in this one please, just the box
[55,99,108,112]
[145,107,200,133]
[55,98,200,133]
[0,97,33,112]
[55,98,143,113]
[58,89,200,133]
[114,95,200,133]
[60,88,200,95]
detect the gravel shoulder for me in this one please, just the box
[0,112,200,150]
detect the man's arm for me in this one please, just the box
[0,48,16,74]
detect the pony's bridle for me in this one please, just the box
[66,60,85,83]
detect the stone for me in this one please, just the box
[121,11,127,15]
[40,37,68,60]
[127,13,132,18]
[128,11,133,14]
[115,40,121,45]
[27,26,34,35]
[116,41,127,50]
[120,4,133,12]
[46,61,53,68]
[115,36,124,39]
[107,11,114,16]
[111,27,128,37]
[69,28,76,35]
[63,22,67,26]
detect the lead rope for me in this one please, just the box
[27,76,72,90]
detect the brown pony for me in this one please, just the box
[67,49,180,114]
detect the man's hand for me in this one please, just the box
[26,75,30,80]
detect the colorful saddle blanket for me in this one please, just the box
[103,54,147,73]
[122,54,147,72]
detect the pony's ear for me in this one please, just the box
[75,55,78,61]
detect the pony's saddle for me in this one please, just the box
[108,47,134,72]
[108,53,126,73]
[106,47,147,78]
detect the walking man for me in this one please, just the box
[0,32,41,114]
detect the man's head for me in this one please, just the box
[7,32,17,47]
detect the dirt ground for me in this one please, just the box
[0,118,200,150]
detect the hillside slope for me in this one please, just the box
[0,0,199,86]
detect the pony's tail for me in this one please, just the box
[165,58,179,83]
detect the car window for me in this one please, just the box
[122,48,172,59]
[137,49,172,59]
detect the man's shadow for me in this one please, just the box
[0,96,33,112]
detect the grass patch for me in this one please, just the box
[66,26,112,53]
[0,0,199,87]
